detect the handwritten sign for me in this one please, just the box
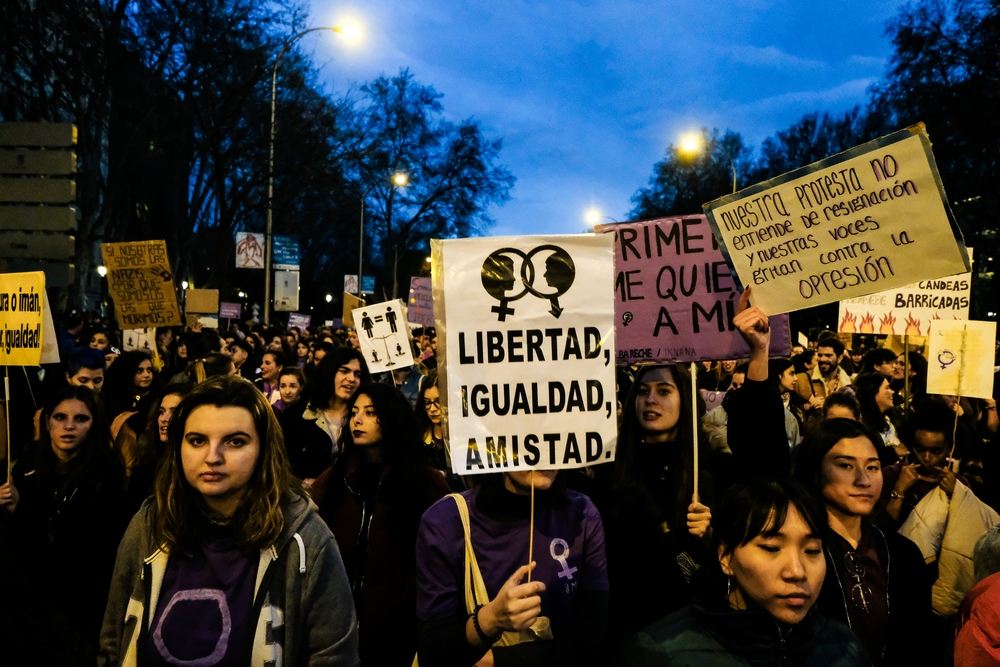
[594,216,790,363]
[101,241,182,329]
[219,302,242,319]
[407,276,434,326]
[0,271,45,365]
[287,312,311,330]
[926,320,996,399]
[838,249,972,336]
[351,298,416,373]
[235,232,265,269]
[704,124,970,314]
[433,234,617,475]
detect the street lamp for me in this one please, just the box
[677,131,737,195]
[266,24,358,325]
[325,293,333,303]
[358,171,408,300]
[96,265,107,277]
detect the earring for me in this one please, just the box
[726,576,732,596]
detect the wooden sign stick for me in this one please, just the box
[691,361,699,503]
[527,472,535,583]
[5,367,10,483]
[948,325,969,464]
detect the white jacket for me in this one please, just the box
[898,480,1000,617]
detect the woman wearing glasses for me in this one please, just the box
[727,289,929,667]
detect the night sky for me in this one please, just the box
[308,0,908,236]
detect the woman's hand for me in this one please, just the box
[687,501,711,538]
[480,562,546,634]
[0,481,19,515]
[894,463,920,496]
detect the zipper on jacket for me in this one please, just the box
[345,473,385,632]
[824,544,852,628]
[137,561,154,667]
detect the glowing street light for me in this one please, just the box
[678,133,703,156]
[96,265,107,277]
[393,172,409,187]
[182,281,189,290]
[238,291,245,298]
[325,294,333,303]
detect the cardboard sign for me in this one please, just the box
[342,292,365,329]
[926,320,996,399]
[185,289,219,314]
[595,216,791,363]
[101,241,183,329]
[433,234,617,475]
[407,276,434,327]
[704,124,970,314]
[122,328,155,352]
[797,332,809,347]
[0,271,45,366]
[838,249,972,336]
[235,232,265,269]
[351,298,416,373]
[219,302,242,319]
[344,274,359,294]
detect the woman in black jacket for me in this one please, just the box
[280,346,369,482]
[0,385,129,664]
[726,288,929,667]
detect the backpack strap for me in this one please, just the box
[448,493,491,614]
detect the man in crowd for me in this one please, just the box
[795,337,851,406]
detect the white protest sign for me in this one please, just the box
[433,234,617,475]
[838,249,973,336]
[235,232,265,269]
[351,298,417,373]
[122,328,155,352]
[704,124,970,314]
[926,320,996,400]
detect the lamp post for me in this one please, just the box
[358,171,408,300]
[267,25,355,324]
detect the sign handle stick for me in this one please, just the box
[690,362,699,503]
[903,335,911,411]
[527,472,535,583]
[5,367,10,483]
[948,326,969,463]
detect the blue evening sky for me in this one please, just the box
[307,0,908,236]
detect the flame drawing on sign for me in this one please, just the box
[859,312,875,334]
[840,311,857,333]
[904,313,922,336]
[878,313,897,334]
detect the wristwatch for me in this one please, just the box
[889,491,904,499]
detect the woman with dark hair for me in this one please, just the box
[125,383,194,504]
[823,392,862,421]
[294,340,310,369]
[280,347,370,482]
[311,383,449,666]
[852,372,901,457]
[767,357,810,442]
[415,371,447,470]
[0,385,128,662]
[416,467,609,667]
[103,349,158,411]
[593,362,724,645]
[791,419,929,666]
[624,478,869,667]
[726,290,929,666]
[859,348,898,381]
[891,351,927,405]
[88,328,120,353]
[98,376,359,666]
[274,366,306,413]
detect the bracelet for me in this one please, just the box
[890,491,904,500]
[472,604,503,645]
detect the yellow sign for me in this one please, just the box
[342,292,365,329]
[926,320,996,400]
[102,241,182,329]
[705,124,970,314]
[0,271,45,366]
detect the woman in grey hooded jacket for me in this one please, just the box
[98,375,359,667]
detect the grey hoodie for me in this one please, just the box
[97,493,360,667]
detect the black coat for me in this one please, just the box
[279,400,339,480]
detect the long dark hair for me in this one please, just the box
[154,376,303,553]
[135,383,193,476]
[104,349,157,406]
[38,385,121,492]
[615,364,707,529]
[414,371,439,439]
[303,347,370,411]
[853,372,890,435]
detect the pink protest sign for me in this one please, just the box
[595,216,791,363]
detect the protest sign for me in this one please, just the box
[40,290,58,364]
[838,249,973,336]
[407,276,434,327]
[797,332,809,347]
[101,241,182,329]
[185,289,219,314]
[351,298,416,373]
[344,274,359,294]
[122,328,155,352]
[287,312,311,330]
[704,124,970,314]
[433,234,617,475]
[926,320,996,400]
[342,292,364,328]
[219,302,242,319]
[272,235,300,270]
[595,216,790,363]
[0,271,45,366]
[235,232,265,269]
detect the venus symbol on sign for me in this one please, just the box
[550,538,577,580]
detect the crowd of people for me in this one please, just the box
[0,299,998,667]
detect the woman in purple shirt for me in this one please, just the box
[415,470,609,666]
